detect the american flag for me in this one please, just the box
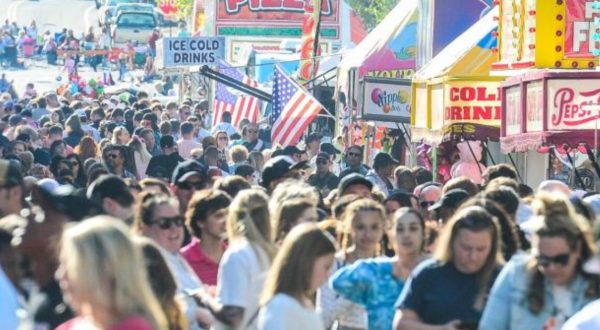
[271,65,324,147]
[213,63,260,128]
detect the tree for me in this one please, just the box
[346,0,401,31]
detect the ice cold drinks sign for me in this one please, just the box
[162,37,225,68]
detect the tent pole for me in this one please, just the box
[507,153,523,183]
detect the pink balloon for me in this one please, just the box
[371,88,382,104]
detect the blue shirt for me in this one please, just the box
[397,260,492,325]
[331,257,404,330]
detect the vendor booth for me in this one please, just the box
[500,71,600,191]
[411,6,503,184]
[495,0,600,190]
[336,0,495,165]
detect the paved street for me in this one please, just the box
[0,0,156,96]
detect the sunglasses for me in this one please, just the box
[183,112,191,116]
[218,136,228,141]
[317,159,328,165]
[107,153,120,159]
[536,253,571,268]
[151,216,184,230]
[247,130,258,134]
[71,161,79,166]
[347,152,361,157]
[177,181,206,190]
[420,200,435,209]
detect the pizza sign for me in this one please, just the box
[224,0,333,15]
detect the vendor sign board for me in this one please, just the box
[442,80,502,127]
[161,37,226,68]
[214,0,340,38]
[547,78,600,130]
[494,0,600,70]
[359,77,411,122]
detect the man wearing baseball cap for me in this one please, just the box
[366,152,399,196]
[338,173,373,198]
[171,160,208,215]
[261,156,306,194]
[87,174,135,221]
[308,152,339,198]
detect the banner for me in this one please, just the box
[565,0,599,58]
[162,37,225,68]
[299,0,323,85]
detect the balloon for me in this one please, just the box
[398,90,409,104]
[371,88,382,104]
[382,104,391,113]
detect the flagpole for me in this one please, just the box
[311,0,323,97]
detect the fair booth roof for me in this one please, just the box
[414,6,499,80]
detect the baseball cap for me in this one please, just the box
[282,145,302,156]
[0,159,23,187]
[373,152,399,169]
[320,142,341,156]
[87,175,134,207]
[316,152,330,160]
[172,160,208,184]
[261,156,306,188]
[428,189,470,212]
[9,115,22,126]
[337,173,373,194]
[3,100,14,110]
[32,183,101,220]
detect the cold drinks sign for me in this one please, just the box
[162,37,225,68]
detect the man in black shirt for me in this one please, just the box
[308,152,339,198]
[146,135,184,181]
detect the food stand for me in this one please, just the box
[495,0,600,190]
[411,7,503,184]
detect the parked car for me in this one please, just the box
[111,11,157,45]
[96,0,143,26]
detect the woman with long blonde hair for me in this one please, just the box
[259,224,336,330]
[194,189,277,330]
[55,216,167,330]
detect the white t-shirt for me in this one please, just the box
[258,293,324,330]
[214,241,270,330]
[563,299,600,330]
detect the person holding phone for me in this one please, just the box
[394,206,503,330]
[479,193,599,330]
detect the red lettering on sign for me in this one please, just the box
[449,87,501,102]
[225,0,332,15]
[552,87,600,126]
[445,106,502,121]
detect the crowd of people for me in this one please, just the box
[2,80,600,330]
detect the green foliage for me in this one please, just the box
[346,0,401,31]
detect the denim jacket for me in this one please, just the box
[479,256,597,330]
